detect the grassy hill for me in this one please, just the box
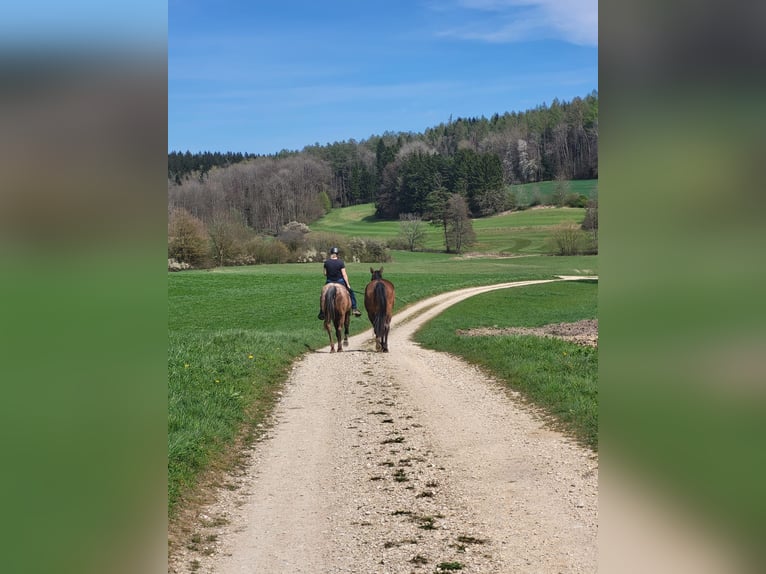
[311,203,591,255]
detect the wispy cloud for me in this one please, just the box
[433,0,597,47]
[171,80,461,107]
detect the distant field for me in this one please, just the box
[311,204,588,255]
[509,179,598,205]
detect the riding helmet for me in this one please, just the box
[330,246,339,254]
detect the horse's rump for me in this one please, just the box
[364,268,395,352]
[321,282,351,352]
[370,281,386,334]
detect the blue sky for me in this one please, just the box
[169,0,597,155]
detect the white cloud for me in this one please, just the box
[436,0,598,46]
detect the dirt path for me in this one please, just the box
[170,278,598,574]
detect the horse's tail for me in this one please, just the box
[324,285,336,320]
[373,281,387,335]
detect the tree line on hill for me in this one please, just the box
[168,92,597,266]
[168,150,261,185]
[169,92,596,225]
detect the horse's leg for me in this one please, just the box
[381,314,391,352]
[375,312,383,351]
[325,321,336,352]
[343,308,350,347]
[335,321,343,352]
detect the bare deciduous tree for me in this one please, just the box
[398,213,427,252]
[208,209,247,267]
[445,194,476,254]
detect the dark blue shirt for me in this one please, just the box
[323,258,345,282]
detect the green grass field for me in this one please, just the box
[509,179,598,205]
[311,203,590,255]
[169,198,599,516]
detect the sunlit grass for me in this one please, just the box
[169,244,598,514]
[312,200,589,255]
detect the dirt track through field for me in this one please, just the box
[169,278,598,574]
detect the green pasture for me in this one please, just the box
[169,211,598,516]
[414,280,598,448]
[169,254,597,514]
[509,178,598,205]
[311,203,588,254]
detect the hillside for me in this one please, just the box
[168,93,598,243]
[311,201,592,255]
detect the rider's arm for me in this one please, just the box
[341,268,351,289]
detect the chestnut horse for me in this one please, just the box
[364,267,395,352]
[320,283,351,352]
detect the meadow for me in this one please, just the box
[169,204,598,515]
[311,182,596,255]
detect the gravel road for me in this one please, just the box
[169,278,598,574]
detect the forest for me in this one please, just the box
[168,92,597,264]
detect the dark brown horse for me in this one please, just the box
[320,283,351,352]
[364,267,395,352]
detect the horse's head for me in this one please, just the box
[370,267,383,280]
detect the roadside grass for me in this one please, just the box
[311,203,588,254]
[413,280,598,449]
[168,329,297,508]
[169,245,597,515]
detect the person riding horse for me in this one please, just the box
[317,246,362,320]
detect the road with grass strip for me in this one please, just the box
[169,278,598,574]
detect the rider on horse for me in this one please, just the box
[317,246,362,319]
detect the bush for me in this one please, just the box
[348,237,391,263]
[241,237,291,264]
[386,236,410,251]
[304,232,351,259]
[278,229,305,253]
[564,193,589,208]
[547,223,589,256]
[167,258,191,271]
[168,208,209,266]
